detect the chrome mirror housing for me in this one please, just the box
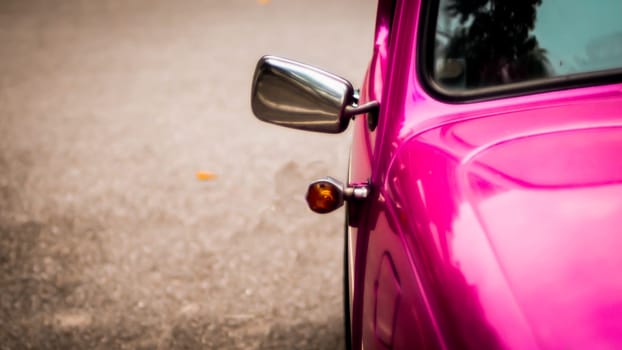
[251,56,356,133]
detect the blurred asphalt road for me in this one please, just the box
[0,0,375,349]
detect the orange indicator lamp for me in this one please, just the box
[305,177,370,214]
[306,178,344,214]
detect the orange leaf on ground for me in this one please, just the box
[196,171,217,181]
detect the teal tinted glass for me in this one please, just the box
[433,0,622,90]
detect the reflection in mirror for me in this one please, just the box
[433,0,622,91]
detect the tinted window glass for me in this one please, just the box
[433,0,622,91]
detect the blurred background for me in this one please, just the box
[0,0,376,349]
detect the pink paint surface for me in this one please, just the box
[350,0,622,348]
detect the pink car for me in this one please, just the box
[252,0,622,349]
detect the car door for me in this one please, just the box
[348,0,446,349]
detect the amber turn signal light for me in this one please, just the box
[305,177,345,214]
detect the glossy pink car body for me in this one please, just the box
[348,0,622,349]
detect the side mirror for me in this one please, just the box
[251,56,378,134]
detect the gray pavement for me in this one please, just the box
[0,0,376,349]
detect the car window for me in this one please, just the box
[432,0,622,91]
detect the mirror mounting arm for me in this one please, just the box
[344,100,380,119]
